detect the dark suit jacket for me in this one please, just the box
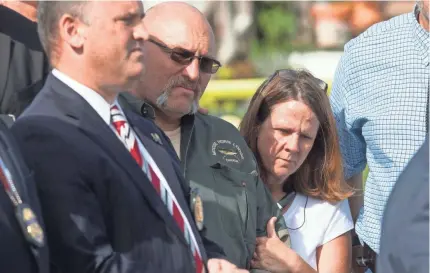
[0,119,49,273]
[11,74,223,273]
[377,137,429,273]
[0,6,49,117]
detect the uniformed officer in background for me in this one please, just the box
[0,1,49,118]
[0,117,49,273]
[0,4,49,270]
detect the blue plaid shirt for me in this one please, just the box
[330,5,429,255]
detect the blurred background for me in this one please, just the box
[146,1,415,126]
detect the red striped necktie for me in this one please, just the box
[110,105,204,273]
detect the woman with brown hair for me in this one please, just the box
[240,69,353,273]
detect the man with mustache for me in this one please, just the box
[119,2,278,270]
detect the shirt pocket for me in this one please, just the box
[210,162,257,237]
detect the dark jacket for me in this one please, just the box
[0,6,49,117]
[0,119,49,273]
[11,74,223,273]
[119,93,279,269]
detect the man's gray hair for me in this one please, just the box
[37,1,90,63]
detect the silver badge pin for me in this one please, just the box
[151,133,162,145]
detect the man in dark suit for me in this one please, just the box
[0,118,49,273]
[377,137,429,273]
[11,1,245,273]
[0,1,49,118]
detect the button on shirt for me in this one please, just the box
[330,5,429,254]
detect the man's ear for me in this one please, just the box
[58,14,86,50]
[198,107,209,115]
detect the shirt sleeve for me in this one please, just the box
[330,51,367,179]
[321,199,354,245]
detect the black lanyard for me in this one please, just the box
[275,192,296,230]
[277,192,296,212]
[0,156,44,247]
[276,192,308,231]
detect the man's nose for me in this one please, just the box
[182,58,200,81]
[134,21,149,42]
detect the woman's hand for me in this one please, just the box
[250,217,295,273]
[252,214,351,273]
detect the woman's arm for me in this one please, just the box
[286,231,352,273]
[315,232,352,273]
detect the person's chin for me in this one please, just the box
[274,167,293,179]
[165,104,193,116]
[121,68,144,91]
[179,106,194,115]
[127,63,145,79]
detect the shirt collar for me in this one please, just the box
[52,68,113,124]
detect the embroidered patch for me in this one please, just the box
[211,140,244,163]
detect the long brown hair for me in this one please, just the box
[240,69,352,202]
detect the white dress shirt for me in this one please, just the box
[52,69,112,125]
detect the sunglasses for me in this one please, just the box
[148,38,222,74]
[259,69,328,94]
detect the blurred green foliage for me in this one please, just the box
[252,2,317,56]
[253,3,297,53]
[249,2,318,77]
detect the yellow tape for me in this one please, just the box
[201,78,332,109]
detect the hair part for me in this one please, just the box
[37,1,90,64]
[239,69,353,203]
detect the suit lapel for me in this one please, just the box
[127,113,206,253]
[0,34,11,96]
[47,78,188,245]
[128,121,193,239]
[132,125,187,200]
[82,111,188,245]
[127,115,188,206]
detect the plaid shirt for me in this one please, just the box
[330,5,429,255]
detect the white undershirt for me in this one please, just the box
[52,69,127,142]
[164,127,181,158]
[283,193,353,270]
[52,69,112,125]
